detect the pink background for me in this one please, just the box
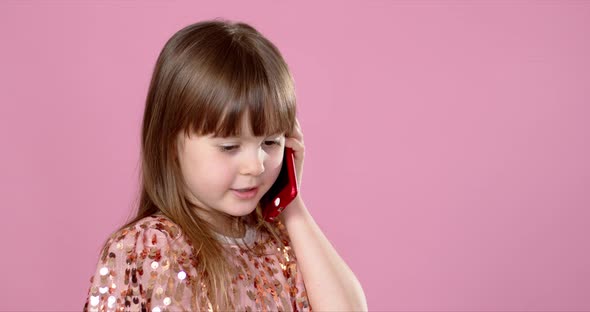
[1,1,589,311]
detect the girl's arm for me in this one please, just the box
[282,117,367,311]
[280,197,368,311]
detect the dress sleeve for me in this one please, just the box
[83,224,199,312]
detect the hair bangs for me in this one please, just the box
[183,35,296,139]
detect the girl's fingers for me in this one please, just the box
[285,137,305,158]
[284,135,304,188]
[291,117,303,143]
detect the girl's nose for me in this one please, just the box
[240,149,265,176]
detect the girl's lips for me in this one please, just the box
[231,187,259,199]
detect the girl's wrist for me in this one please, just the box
[279,196,307,226]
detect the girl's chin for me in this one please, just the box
[225,202,259,217]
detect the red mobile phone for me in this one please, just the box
[260,147,298,222]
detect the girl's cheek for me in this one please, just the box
[213,160,237,179]
[268,152,284,172]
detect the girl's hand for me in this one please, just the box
[279,117,305,225]
[284,117,305,192]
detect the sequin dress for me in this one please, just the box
[83,213,312,312]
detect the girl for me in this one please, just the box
[83,19,367,312]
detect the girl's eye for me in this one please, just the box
[219,140,280,153]
[220,145,238,152]
[264,140,281,147]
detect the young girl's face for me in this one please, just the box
[176,112,285,221]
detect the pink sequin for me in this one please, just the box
[83,214,311,311]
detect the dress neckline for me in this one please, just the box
[213,225,257,246]
[152,212,258,246]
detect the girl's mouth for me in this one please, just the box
[231,187,259,199]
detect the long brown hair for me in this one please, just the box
[113,18,297,311]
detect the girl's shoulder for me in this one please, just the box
[245,219,297,261]
[85,214,200,311]
[273,219,290,244]
[265,218,293,248]
[96,213,191,263]
[116,213,182,241]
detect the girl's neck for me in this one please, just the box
[212,214,254,238]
